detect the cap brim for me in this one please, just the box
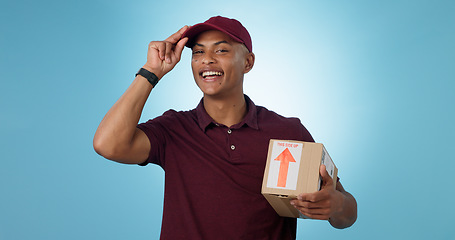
[182,22,244,49]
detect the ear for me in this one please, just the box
[244,52,255,73]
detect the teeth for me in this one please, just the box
[202,71,223,77]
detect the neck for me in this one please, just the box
[203,93,247,127]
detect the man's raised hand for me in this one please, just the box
[143,26,189,80]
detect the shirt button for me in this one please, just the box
[227,129,232,134]
[230,145,236,150]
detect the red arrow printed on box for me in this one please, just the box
[274,148,296,187]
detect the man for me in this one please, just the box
[94,16,357,239]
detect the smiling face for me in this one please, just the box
[191,30,254,99]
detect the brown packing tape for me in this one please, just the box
[307,143,323,193]
[300,142,312,195]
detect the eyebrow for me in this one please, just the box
[194,40,231,47]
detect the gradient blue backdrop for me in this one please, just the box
[1,0,454,239]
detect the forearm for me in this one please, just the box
[93,75,153,159]
[93,26,188,162]
[328,188,357,229]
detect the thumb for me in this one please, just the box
[320,164,334,189]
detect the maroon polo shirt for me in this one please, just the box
[137,95,314,240]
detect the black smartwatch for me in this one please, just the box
[136,68,159,87]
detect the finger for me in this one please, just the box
[149,41,166,61]
[291,201,331,220]
[164,41,174,63]
[292,198,329,209]
[297,191,321,202]
[148,41,166,61]
[297,192,314,202]
[320,164,334,188]
[173,37,189,60]
[165,25,190,43]
[306,201,329,210]
[298,189,330,203]
[298,208,330,220]
[290,199,304,208]
[298,205,330,215]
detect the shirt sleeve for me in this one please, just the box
[136,110,177,167]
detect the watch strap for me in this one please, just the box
[136,68,159,87]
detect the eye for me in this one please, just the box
[216,49,228,53]
[192,50,203,55]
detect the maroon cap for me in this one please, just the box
[182,16,252,52]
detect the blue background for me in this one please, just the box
[1,0,454,239]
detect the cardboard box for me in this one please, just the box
[261,139,338,218]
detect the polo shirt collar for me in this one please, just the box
[196,95,259,131]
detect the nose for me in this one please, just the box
[201,52,216,65]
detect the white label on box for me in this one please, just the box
[319,146,335,190]
[267,141,303,190]
[322,147,335,178]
